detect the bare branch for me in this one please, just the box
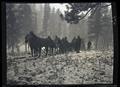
[78,8,93,21]
[101,4,111,8]
[78,4,111,22]
[90,4,100,17]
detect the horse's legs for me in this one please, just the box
[45,47,48,56]
[31,48,33,57]
[56,48,58,54]
[58,48,60,54]
[60,47,64,54]
[38,47,41,57]
[49,47,52,56]
[34,49,37,57]
[51,48,53,55]
[27,44,29,52]
[25,43,27,53]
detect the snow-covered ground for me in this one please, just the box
[7,50,113,85]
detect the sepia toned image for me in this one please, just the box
[6,3,114,85]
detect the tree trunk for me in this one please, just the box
[16,45,20,54]
[95,34,99,50]
[105,39,109,50]
[102,37,105,51]
[25,43,27,53]
[11,45,14,54]
[112,2,118,84]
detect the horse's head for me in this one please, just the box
[55,36,60,43]
[73,36,76,39]
[47,36,51,40]
[64,37,67,40]
[25,33,31,43]
[29,31,33,34]
[29,31,38,39]
[25,34,29,43]
[77,36,81,39]
[55,35,58,39]
[47,36,50,38]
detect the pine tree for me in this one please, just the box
[100,6,113,50]
[36,4,44,35]
[6,4,21,53]
[60,3,111,24]
[42,4,50,37]
[18,4,34,37]
[55,9,62,38]
[6,4,34,53]
[88,4,113,50]
[88,6,103,50]
[48,7,56,39]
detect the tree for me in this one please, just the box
[60,3,111,24]
[42,4,50,37]
[17,4,34,53]
[36,4,44,35]
[56,9,63,38]
[6,4,34,53]
[88,4,113,50]
[47,7,56,39]
[88,6,103,50]
[18,4,34,38]
[100,7,113,50]
[6,4,21,53]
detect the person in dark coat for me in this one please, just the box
[81,39,86,51]
[87,41,92,50]
[54,36,63,54]
[61,37,68,53]
[64,37,70,53]
[75,36,81,53]
[71,37,77,52]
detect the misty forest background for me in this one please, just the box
[6,3,114,84]
[6,3,113,54]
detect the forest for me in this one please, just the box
[6,3,114,85]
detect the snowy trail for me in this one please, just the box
[7,50,113,85]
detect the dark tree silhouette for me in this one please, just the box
[42,4,50,37]
[60,3,112,24]
[6,4,34,53]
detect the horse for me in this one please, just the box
[54,36,64,54]
[70,36,82,53]
[28,32,52,57]
[61,37,73,53]
[71,37,77,52]
[25,32,42,57]
[25,32,57,57]
[66,41,73,52]
[46,36,57,55]
[74,36,81,53]
[61,37,68,53]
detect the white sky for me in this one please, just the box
[35,3,68,14]
[50,3,67,13]
[35,3,111,15]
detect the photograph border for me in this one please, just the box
[1,0,119,87]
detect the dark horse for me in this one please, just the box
[54,36,73,54]
[25,31,57,57]
[54,36,64,54]
[25,31,42,57]
[71,36,81,53]
[47,36,57,55]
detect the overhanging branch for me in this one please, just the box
[78,8,93,21]
[78,4,111,22]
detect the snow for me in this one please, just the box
[19,44,25,52]
[7,50,113,85]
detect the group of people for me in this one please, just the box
[25,31,92,57]
[54,35,82,54]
